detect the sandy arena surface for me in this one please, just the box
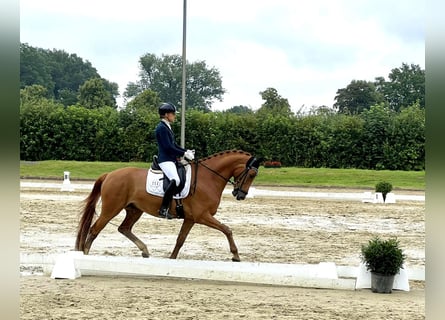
[20,182,425,319]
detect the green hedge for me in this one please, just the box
[20,101,425,170]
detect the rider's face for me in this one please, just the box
[165,112,176,122]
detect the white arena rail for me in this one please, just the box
[20,252,424,291]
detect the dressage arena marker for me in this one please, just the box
[60,171,75,192]
[20,252,423,291]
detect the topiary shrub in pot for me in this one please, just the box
[375,181,393,202]
[361,236,405,293]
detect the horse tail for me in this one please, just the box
[75,173,108,251]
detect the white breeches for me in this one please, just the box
[159,161,180,186]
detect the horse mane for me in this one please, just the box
[199,149,252,162]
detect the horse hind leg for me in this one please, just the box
[83,206,122,255]
[83,214,112,255]
[118,206,150,258]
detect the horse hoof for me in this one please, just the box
[231,257,241,262]
[142,252,149,258]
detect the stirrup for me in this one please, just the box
[158,207,173,219]
[175,199,184,219]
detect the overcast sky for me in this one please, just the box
[20,0,425,112]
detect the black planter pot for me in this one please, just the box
[371,272,395,293]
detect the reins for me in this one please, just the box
[196,160,236,185]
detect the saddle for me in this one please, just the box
[150,155,187,194]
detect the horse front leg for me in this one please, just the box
[118,208,149,258]
[170,218,195,259]
[197,214,240,262]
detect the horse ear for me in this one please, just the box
[246,156,255,168]
[248,156,264,169]
[254,157,265,167]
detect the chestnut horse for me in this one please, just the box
[75,150,262,262]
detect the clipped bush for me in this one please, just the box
[361,236,405,276]
[375,181,393,201]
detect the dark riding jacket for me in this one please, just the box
[155,120,186,163]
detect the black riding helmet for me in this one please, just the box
[158,102,177,116]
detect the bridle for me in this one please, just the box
[196,156,260,199]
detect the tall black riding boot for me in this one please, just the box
[158,179,176,219]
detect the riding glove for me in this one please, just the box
[184,149,195,161]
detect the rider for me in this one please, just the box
[155,102,194,219]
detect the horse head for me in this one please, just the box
[232,156,263,200]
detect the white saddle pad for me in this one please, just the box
[146,164,192,199]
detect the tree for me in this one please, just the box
[20,85,51,105]
[124,53,225,111]
[375,63,425,111]
[334,80,384,114]
[256,88,293,116]
[78,78,117,109]
[307,105,336,116]
[224,105,253,114]
[20,43,119,107]
[20,44,55,94]
[48,48,100,105]
[125,89,161,113]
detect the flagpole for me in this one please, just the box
[180,0,187,148]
